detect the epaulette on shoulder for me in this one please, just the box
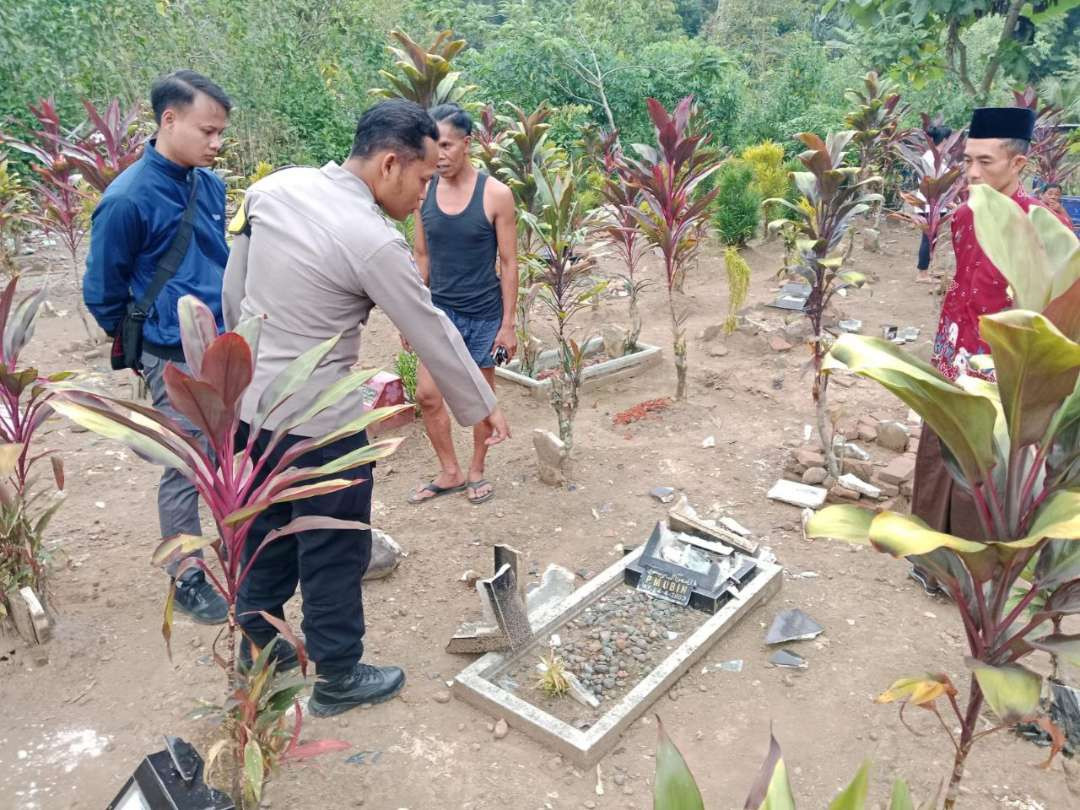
[228,165,297,237]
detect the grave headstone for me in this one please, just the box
[624,522,759,614]
[360,371,414,436]
[768,282,811,312]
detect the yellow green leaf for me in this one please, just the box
[804,505,873,544]
[828,761,870,810]
[654,716,705,810]
[151,534,216,567]
[968,660,1042,723]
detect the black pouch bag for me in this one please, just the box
[111,173,200,372]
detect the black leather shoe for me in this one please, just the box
[309,662,406,718]
[172,571,228,624]
[239,636,301,673]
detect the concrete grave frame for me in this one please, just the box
[495,336,662,401]
[452,544,782,766]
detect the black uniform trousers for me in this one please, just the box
[235,421,373,675]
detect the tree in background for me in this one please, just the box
[370,30,475,108]
[831,0,1080,100]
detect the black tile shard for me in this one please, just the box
[765,609,824,645]
[769,649,808,669]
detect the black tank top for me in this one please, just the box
[420,172,502,320]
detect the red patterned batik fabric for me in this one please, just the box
[932,189,1072,382]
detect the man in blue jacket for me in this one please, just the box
[84,70,231,623]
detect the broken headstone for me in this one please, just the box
[526,564,577,614]
[765,609,824,645]
[650,486,677,504]
[533,429,569,486]
[768,282,811,311]
[838,319,862,333]
[482,564,533,651]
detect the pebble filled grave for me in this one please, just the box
[499,583,707,727]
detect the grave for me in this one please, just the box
[360,371,414,435]
[452,516,782,765]
[767,282,811,311]
[495,336,662,401]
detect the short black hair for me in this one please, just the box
[151,70,231,124]
[350,99,439,161]
[1044,182,1062,191]
[430,103,473,136]
[1003,137,1030,157]
[927,125,952,145]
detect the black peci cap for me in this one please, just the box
[968,107,1036,141]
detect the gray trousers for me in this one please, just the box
[141,351,207,579]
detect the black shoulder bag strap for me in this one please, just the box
[111,171,200,372]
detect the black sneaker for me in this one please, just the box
[239,636,301,674]
[309,662,406,718]
[172,571,228,624]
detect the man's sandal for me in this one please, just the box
[408,481,466,505]
[466,479,495,505]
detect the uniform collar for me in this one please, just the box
[322,161,375,201]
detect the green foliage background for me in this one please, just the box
[2,0,1077,175]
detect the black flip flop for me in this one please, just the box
[466,479,495,505]
[408,480,466,505]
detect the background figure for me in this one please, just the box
[83,70,231,623]
[915,123,952,284]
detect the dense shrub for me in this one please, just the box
[711,160,761,246]
[741,141,789,218]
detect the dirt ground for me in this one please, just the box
[2,221,1079,810]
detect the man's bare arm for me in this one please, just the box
[412,209,431,285]
[490,180,519,358]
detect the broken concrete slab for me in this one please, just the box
[668,508,758,556]
[879,454,917,485]
[768,480,827,509]
[526,565,577,615]
[446,624,510,655]
[838,473,882,499]
[364,530,405,580]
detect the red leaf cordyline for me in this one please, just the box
[1014,87,1079,188]
[619,96,721,400]
[893,114,968,265]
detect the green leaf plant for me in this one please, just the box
[0,275,68,617]
[48,295,406,807]
[521,167,604,458]
[370,30,475,110]
[805,183,1080,809]
[764,132,881,476]
[653,719,926,810]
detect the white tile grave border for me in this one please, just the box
[452,544,783,766]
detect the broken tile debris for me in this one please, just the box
[767,480,827,509]
[765,609,824,645]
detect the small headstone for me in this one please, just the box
[862,228,880,253]
[601,323,629,358]
[533,429,569,486]
[767,480,827,509]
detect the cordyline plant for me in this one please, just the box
[49,295,405,807]
[57,98,147,193]
[521,168,603,455]
[0,276,68,615]
[621,96,721,401]
[472,103,506,177]
[764,132,880,475]
[0,156,31,277]
[493,102,567,251]
[654,720,926,809]
[593,134,648,355]
[893,115,968,275]
[370,30,475,109]
[845,70,908,227]
[807,184,1080,808]
[1014,87,1079,189]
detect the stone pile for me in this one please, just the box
[783,414,921,512]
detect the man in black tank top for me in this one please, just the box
[409,104,519,506]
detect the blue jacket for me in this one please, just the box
[83,140,228,353]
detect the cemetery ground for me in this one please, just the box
[2,222,1077,810]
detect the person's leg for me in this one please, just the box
[141,351,226,623]
[916,233,934,284]
[412,361,465,499]
[234,422,301,664]
[467,366,497,503]
[299,431,404,716]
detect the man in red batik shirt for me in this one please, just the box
[910,107,1072,594]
